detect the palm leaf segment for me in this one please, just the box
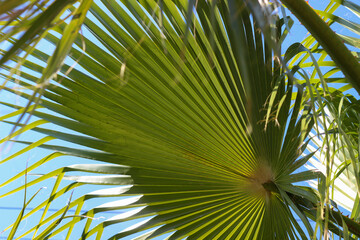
[1,0,316,239]
[306,95,360,215]
[283,0,360,228]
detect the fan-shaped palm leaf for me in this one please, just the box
[1,0,359,239]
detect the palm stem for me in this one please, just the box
[280,0,360,94]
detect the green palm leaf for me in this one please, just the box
[1,0,359,239]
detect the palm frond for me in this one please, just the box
[1,0,359,239]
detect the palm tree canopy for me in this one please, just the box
[1,0,360,239]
